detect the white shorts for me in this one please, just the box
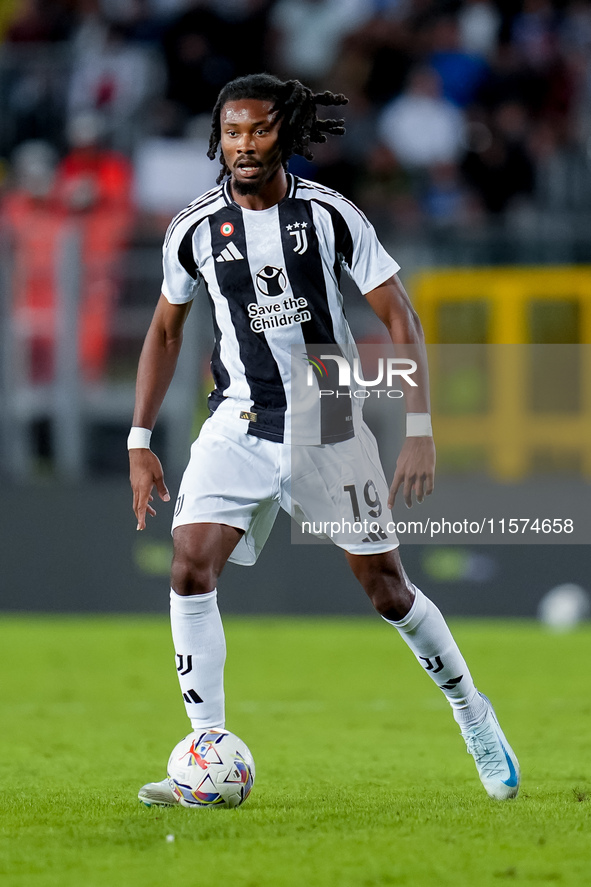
[172,411,398,565]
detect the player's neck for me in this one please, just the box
[229,168,289,211]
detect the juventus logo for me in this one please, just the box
[420,655,444,673]
[176,654,193,675]
[419,656,463,690]
[286,221,308,254]
[290,228,308,254]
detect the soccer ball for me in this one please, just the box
[167,729,255,808]
[537,583,590,631]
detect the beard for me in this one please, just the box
[231,161,281,197]
[232,177,263,196]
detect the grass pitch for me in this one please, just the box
[1,615,590,887]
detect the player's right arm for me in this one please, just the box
[130,293,192,530]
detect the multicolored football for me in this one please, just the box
[167,729,255,808]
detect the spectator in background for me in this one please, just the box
[269,0,372,86]
[55,111,133,215]
[377,66,465,169]
[476,39,548,116]
[158,0,273,133]
[1,115,133,387]
[342,11,414,107]
[54,111,135,381]
[67,21,156,150]
[461,100,535,215]
[111,0,173,46]
[427,13,490,108]
[161,3,235,122]
[420,162,476,227]
[2,0,74,152]
[362,66,466,229]
[457,0,501,58]
[211,0,276,79]
[1,140,64,383]
[511,0,557,70]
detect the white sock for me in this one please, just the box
[384,586,486,728]
[170,588,226,731]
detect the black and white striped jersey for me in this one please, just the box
[162,174,399,444]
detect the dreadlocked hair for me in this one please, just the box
[207,73,348,184]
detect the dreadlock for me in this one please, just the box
[207,73,348,184]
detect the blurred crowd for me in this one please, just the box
[1,0,590,226]
[1,0,591,382]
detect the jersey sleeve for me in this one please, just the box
[333,200,400,294]
[161,218,202,304]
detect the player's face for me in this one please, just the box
[220,99,283,196]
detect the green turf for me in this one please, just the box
[0,615,590,887]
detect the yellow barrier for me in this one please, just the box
[411,267,591,479]
[412,266,591,344]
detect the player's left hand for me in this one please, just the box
[388,437,435,509]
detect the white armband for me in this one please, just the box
[406,413,432,437]
[127,427,152,450]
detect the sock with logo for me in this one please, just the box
[383,586,487,729]
[169,588,226,731]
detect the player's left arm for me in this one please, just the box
[364,274,435,509]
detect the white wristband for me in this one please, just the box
[127,427,152,450]
[406,413,432,437]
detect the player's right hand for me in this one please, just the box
[388,436,435,509]
[129,448,170,530]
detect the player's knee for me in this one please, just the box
[370,586,414,621]
[346,550,414,620]
[170,549,218,596]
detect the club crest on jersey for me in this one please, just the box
[286,221,308,255]
[256,265,287,297]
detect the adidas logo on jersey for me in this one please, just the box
[216,242,244,262]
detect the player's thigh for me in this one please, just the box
[172,418,279,534]
[172,416,282,568]
[289,422,397,552]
